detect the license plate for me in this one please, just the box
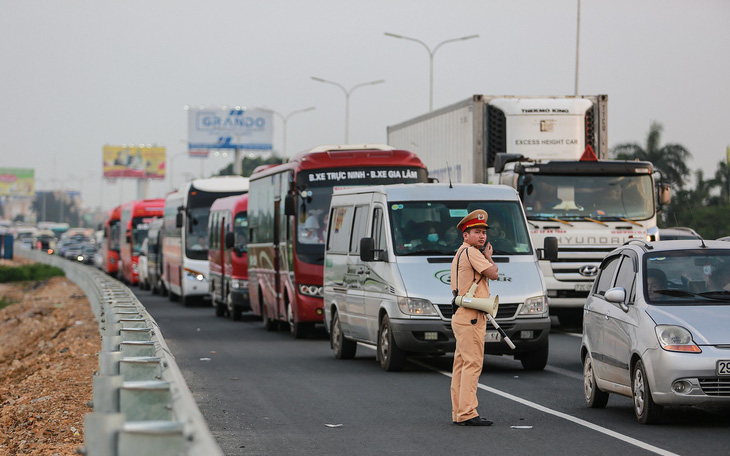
[574,283,593,292]
[485,330,502,343]
[717,360,730,376]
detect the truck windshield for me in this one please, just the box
[521,174,654,221]
[389,201,533,256]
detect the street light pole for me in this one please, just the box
[574,0,582,96]
[311,77,385,143]
[258,106,316,161]
[384,32,479,111]
[168,151,189,191]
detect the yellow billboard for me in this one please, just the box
[0,168,35,197]
[103,145,166,179]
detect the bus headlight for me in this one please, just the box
[397,297,438,316]
[298,284,322,297]
[519,296,548,316]
[184,268,206,281]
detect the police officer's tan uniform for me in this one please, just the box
[450,209,495,426]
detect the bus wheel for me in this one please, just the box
[227,291,241,321]
[378,315,406,372]
[262,302,278,331]
[287,303,308,339]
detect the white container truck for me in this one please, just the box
[387,95,669,326]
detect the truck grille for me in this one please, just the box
[551,246,616,283]
[698,378,730,396]
[436,303,520,320]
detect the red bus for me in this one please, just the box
[248,144,429,338]
[102,205,122,276]
[208,193,249,320]
[120,198,165,285]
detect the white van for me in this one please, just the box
[323,183,557,371]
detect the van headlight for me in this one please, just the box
[519,296,548,316]
[184,268,206,281]
[397,297,438,316]
[655,325,701,353]
[298,284,322,297]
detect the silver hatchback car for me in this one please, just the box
[581,239,730,424]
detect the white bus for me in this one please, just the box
[162,176,249,306]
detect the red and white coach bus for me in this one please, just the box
[248,144,429,338]
[102,205,122,276]
[119,198,165,285]
[162,176,249,306]
[208,193,249,320]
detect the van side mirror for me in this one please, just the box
[225,231,235,249]
[284,194,295,216]
[537,236,558,261]
[175,212,183,228]
[658,184,671,206]
[360,237,375,262]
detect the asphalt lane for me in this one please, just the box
[134,289,730,456]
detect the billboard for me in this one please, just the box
[0,168,35,197]
[103,145,166,179]
[187,107,273,150]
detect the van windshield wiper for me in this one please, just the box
[654,289,730,302]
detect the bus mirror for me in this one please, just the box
[175,213,183,228]
[284,194,295,216]
[360,237,375,262]
[538,236,558,261]
[225,232,235,249]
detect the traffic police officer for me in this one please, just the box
[450,209,499,426]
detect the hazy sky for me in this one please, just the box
[2,0,729,211]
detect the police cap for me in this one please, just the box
[457,209,489,232]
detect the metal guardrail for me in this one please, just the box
[16,247,224,456]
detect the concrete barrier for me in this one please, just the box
[17,248,223,456]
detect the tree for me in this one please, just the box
[612,121,692,189]
[711,160,730,205]
[217,155,282,177]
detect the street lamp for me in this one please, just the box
[311,77,385,143]
[384,32,479,111]
[256,106,316,161]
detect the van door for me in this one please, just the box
[345,203,371,340]
[364,203,391,342]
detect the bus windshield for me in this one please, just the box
[109,221,120,251]
[132,217,154,254]
[389,201,533,256]
[295,166,428,262]
[185,187,245,260]
[521,174,654,221]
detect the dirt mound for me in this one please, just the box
[0,275,99,455]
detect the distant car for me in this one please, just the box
[82,244,96,264]
[64,243,85,262]
[582,239,730,424]
[658,227,702,241]
[717,236,730,242]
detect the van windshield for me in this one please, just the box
[389,201,533,256]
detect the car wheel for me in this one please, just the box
[583,352,609,408]
[520,340,549,371]
[633,359,663,424]
[331,311,357,360]
[378,315,406,372]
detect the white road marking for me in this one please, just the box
[410,359,680,456]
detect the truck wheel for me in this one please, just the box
[633,359,662,424]
[583,352,608,408]
[331,311,356,359]
[378,315,406,372]
[520,341,549,371]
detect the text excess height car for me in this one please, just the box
[582,239,730,424]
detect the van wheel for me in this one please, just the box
[378,315,406,371]
[227,291,241,321]
[519,341,549,371]
[633,359,663,424]
[287,303,308,339]
[332,311,356,359]
[583,352,609,408]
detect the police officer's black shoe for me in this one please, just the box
[455,416,493,426]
